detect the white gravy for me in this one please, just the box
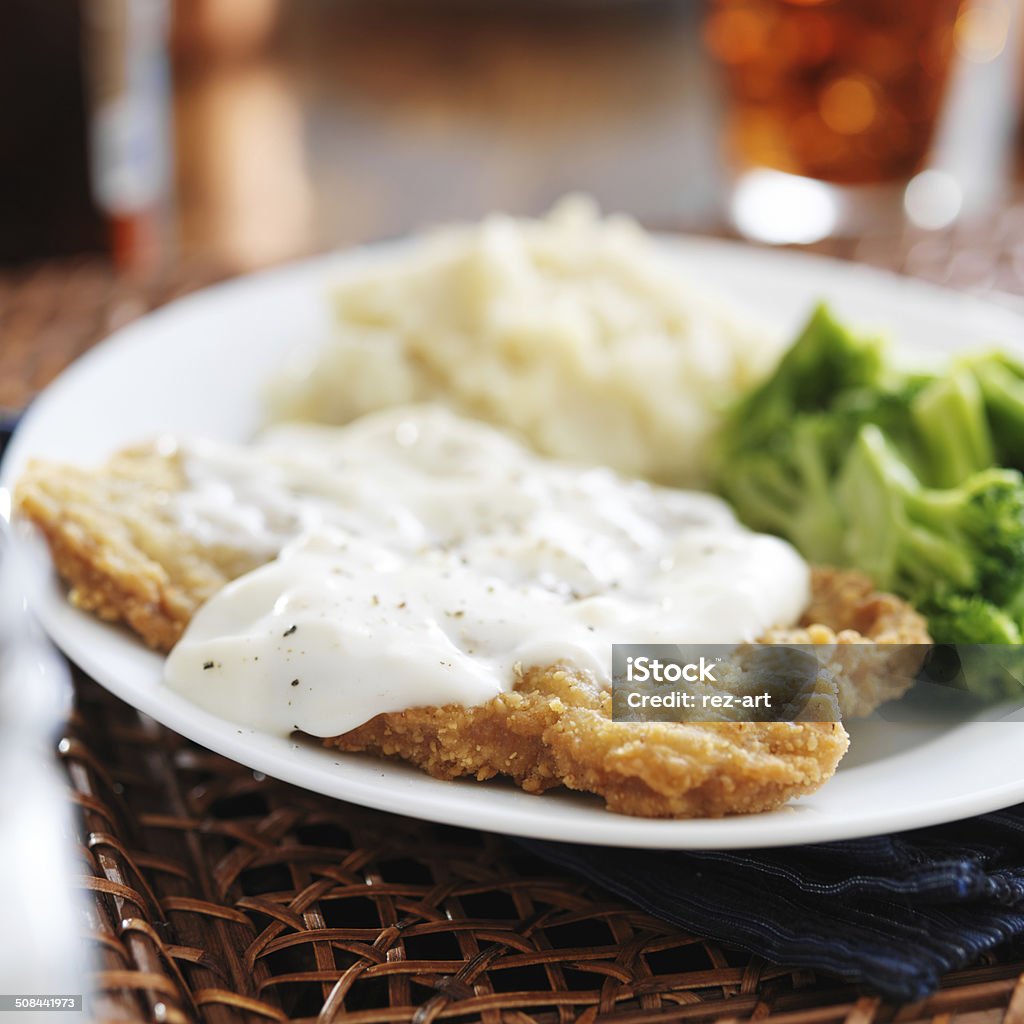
[163,406,810,736]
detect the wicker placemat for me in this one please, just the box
[65,673,1024,1023]
[0,256,225,418]
[4,226,1024,1022]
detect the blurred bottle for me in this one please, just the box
[0,2,173,268]
[83,0,173,274]
[0,2,105,264]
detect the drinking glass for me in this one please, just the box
[704,0,1021,241]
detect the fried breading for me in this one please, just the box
[335,569,927,816]
[760,569,932,717]
[15,443,929,818]
[16,445,259,651]
[333,665,849,817]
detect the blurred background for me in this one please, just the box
[2,0,1023,278]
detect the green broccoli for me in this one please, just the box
[717,415,845,563]
[717,305,926,562]
[723,303,888,450]
[920,595,1021,645]
[910,369,994,488]
[716,306,1024,648]
[720,303,921,565]
[959,349,1024,469]
[835,425,1024,637]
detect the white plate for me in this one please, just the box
[4,237,1024,849]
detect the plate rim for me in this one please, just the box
[4,232,1024,849]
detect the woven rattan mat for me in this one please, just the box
[4,225,1024,1023]
[64,674,1024,1023]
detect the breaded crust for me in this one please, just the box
[334,569,927,817]
[15,444,930,818]
[761,568,931,718]
[16,447,260,650]
[334,666,849,817]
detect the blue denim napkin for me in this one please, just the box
[520,804,1024,1002]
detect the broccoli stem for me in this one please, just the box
[967,353,1024,469]
[837,425,977,593]
[910,370,994,488]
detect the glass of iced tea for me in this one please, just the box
[703,0,1012,240]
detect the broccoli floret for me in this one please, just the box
[907,468,1024,613]
[719,416,846,562]
[726,304,888,449]
[960,350,1024,469]
[921,595,1021,645]
[716,306,1024,648]
[834,425,1024,641]
[717,306,924,562]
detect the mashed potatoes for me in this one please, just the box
[269,198,783,485]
